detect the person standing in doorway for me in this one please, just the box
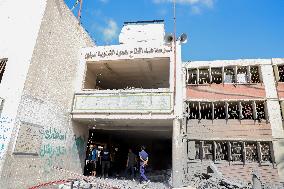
[139,145,149,184]
[124,148,136,180]
[100,145,111,178]
[90,144,98,176]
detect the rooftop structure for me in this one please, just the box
[0,0,284,188]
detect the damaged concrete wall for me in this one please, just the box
[182,59,284,186]
[0,0,94,188]
[0,0,47,175]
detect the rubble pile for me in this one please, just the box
[185,172,284,189]
[57,177,171,189]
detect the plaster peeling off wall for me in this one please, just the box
[0,0,93,188]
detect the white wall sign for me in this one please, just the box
[73,92,173,113]
[84,45,172,61]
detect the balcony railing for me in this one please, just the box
[72,89,173,114]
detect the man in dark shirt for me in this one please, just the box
[100,145,111,178]
[124,148,136,179]
[139,145,149,184]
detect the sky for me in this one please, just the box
[64,0,284,61]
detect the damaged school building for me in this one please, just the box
[0,0,284,188]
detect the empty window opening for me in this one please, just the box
[215,141,228,161]
[278,65,284,82]
[241,101,253,119]
[224,67,235,83]
[187,69,197,84]
[188,140,273,163]
[237,66,248,83]
[255,101,266,120]
[83,58,170,90]
[231,142,243,162]
[187,102,199,119]
[211,67,222,84]
[195,141,200,159]
[280,101,284,120]
[203,141,213,160]
[260,142,271,162]
[228,102,239,119]
[213,102,226,119]
[245,142,258,162]
[199,68,210,84]
[0,59,7,84]
[250,66,260,83]
[200,102,212,119]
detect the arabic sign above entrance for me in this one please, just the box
[84,44,173,61]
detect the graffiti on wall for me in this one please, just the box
[71,135,85,159]
[0,117,13,159]
[43,127,66,141]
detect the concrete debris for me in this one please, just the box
[57,177,171,189]
[184,172,284,189]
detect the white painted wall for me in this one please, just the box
[0,0,47,174]
[119,22,165,44]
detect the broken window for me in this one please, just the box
[250,66,261,83]
[0,59,7,84]
[187,102,199,119]
[280,101,284,120]
[200,102,212,119]
[199,68,210,84]
[255,101,266,120]
[224,67,235,83]
[187,69,197,84]
[260,142,271,162]
[203,141,213,160]
[215,141,228,161]
[228,102,239,119]
[195,141,200,159]
[211,67,222,84]
[245,142,258,162]
[213,102,226,119]
[237,66,248,83]
[241,101,253,119]
[231,141,243,162]
[278,65,284,82]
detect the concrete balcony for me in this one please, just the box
[72,89,173,114]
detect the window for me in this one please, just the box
[215,141,228,161]
[187,69,197,84]
[203,141,213,160]
[187,102,199,119]
[211,67,222,84]
[245,142,258,162]
[198,68,210,84]
[0,59,7,84]
[241,101,253,119]
[237,66,248,83]
[255,101,266,120]
[278,65,284,82]
[228,101,239,119]
[231,141,243,162]
[200,102,212,119]
[260,142,272,162]
[224,67,235,83]
[250,66,260,83]
[213,101,226,119]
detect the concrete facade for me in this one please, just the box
[0,0,94,188]
[0,0,284,188]
[183,59,284,186]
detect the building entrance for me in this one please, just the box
[84,128,172,182]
